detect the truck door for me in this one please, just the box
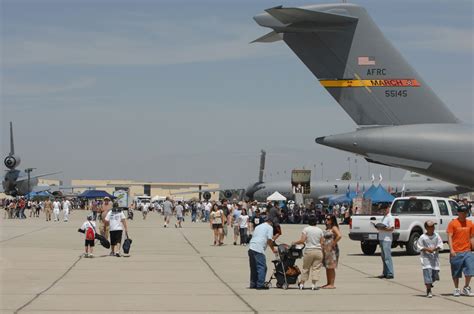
[436,200,451,241]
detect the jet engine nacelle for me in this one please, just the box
[202,191,211,200]
[4,155,20,169]
[223,190,233,199]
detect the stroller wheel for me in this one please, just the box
[264,282,272,289]
[276,283,282,288]
[282,283,288,290]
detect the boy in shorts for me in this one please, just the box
[417,220,443,297]
[79,215,96,258]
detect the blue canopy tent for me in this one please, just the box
[78,190,115,199]
[364,184,377,197]
[25,190,52,199]
[329,190,358,205]
[364,185,395,203]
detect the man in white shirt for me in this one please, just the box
[375,204,395,279]
[105,206,128,257]
[62,199,71,222]
[52,199,61,222]
[248,218,276,290]
[204,201,212,222]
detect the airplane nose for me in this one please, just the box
[315,136,326,144]
[253,12,285,28]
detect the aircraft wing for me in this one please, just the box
[16,172,62,182]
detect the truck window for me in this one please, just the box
[437,200,449,216]
[391,199,433,215]
[448,200,459,215]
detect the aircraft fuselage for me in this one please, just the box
[316,123,474,189]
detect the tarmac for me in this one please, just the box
[1,211,473,314]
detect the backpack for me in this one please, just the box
[85,222,95,241]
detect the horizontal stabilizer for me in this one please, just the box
[264,7,357,25]
[251,31,282,43]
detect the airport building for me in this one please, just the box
[70,179,220,201]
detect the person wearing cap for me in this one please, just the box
[447,205,474,297]
[248,217,276,290]
[79,214,97,258]
[416,220,443,298]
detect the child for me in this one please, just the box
[416,220,443,298]
[80,215,97,258]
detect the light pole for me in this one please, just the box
[25,168,36,199]
[320,162,324,180]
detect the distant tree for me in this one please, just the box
[341,171,352,180]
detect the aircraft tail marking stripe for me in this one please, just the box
[319,79,421,88]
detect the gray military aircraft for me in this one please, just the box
[253,3,474,189]
[2,122,59,196]
[172,150,470,202]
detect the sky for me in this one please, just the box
[1,0,473,187]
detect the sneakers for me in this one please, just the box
[453,288,461,297]
[311,284,318,291]
[426,289,432,298]
[115,253,121,257]
[461,286,472,296]
[109,252,115,256]
[88,254,94,258]
[298,283,304,290]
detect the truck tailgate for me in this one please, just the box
[350,215,383,240]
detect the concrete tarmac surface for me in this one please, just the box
[1,211,473,313]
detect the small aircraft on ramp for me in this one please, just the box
[2,122,60,196]
[172,150,470,202]
[253,3,474,189]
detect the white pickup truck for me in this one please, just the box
[349,196,473,255]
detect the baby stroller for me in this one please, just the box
[265,243,305,289]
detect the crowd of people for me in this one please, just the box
[1,197,78,222]
[2,194,473,298]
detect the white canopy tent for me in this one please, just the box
[266,191,287,201]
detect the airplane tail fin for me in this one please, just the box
[258,150,266,183]
[9,122,15,155]
[254,4,459,126]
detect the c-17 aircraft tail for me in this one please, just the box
[253,4,459,126]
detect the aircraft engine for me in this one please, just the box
[4,155,20,169]
[223,190,233,199]
[202,191,211,200]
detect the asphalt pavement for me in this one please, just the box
[1,210,473,313]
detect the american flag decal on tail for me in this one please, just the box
[358,56,375,66]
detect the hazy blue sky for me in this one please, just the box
[1,0,473,187]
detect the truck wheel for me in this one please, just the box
[361,241,377,255]
[406,231,421,255]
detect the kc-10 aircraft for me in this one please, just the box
[2,122,59,196]
[172,150,470,202]
[253,3,474,189]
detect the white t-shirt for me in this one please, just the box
[53,201,61,211]
[62,200,71,211]
[105,211,126,231]
[81,221,97,238]
[302,226,324,250]
[249,222,273,254]
[142,203,149,212]
[238,215,249,228]
[175,205,184,217]
[417,232,443,270]
[378,214,395,241]
[204,203,212,212]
